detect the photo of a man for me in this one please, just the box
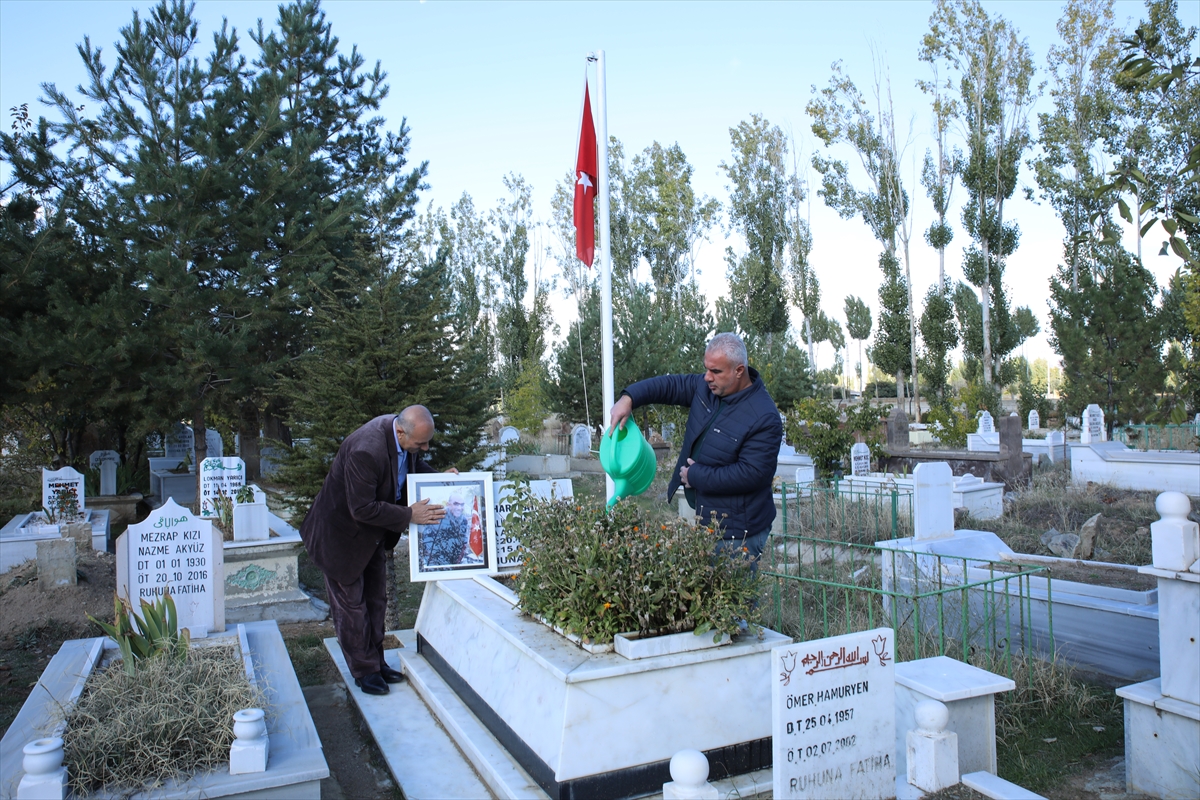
[409,475,494,579]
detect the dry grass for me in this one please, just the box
[62,645,262,796]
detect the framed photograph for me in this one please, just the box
[407,472,497,581]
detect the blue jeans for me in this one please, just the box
[715,529,770,576]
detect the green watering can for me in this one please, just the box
[599,420,657,508]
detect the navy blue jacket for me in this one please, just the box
[623,369,782,538]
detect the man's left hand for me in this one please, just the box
[680,458,695,488]
[444,467,459,474]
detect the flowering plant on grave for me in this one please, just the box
[508,492,761,644]
[43,485,82,524]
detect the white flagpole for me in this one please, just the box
[594,49,615,504]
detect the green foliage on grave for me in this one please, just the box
[509,493,761,644]
[88,592,190,678]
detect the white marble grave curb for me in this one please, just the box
[325,631,775,800]
[0,620,327,800]
[1070,441,1200,496]
[0,510,110,572]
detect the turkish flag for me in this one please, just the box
[468,495,483,558]
[574,80,597,267]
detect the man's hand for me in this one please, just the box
[410,498,446,526]
[608,394,634,433]
[443,467,459,474]
[680,458,695,488]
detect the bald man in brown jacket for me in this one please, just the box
[301,405,454,696]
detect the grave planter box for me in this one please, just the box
[415,578,786,800]
[1071,442,1200,496]
[0,510,110,572]
[151,467,197,507]
[878,535,1160,683]
[0,620,327,800]
[84,493,143,528]
[613,628,731,659]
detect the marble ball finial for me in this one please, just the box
[669,749,710,787]
[1156,491,1192,521]
[915,700,950,733]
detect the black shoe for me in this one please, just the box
[354,672,389,695]
[380,665,405,684]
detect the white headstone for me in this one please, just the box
[42,466,86,517]
[913,462,954,541]
[99,460,118,496]
[571,425,592,458]
[494,479,573,572]
[117,498,224,636]
[772,628,896,799]
[1027,410,1040,430]
[88,450,120,469]
[199,457,246,518]
[850,443,871,478]
[976,411,994,434]
[499,426,520,445]
[165,423,194,460]
[205,428,223,458]
[1045,430,1065,463]
[1081,404,1105,444]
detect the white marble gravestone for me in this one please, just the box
[88,450,120,469]
[1081,404,1105,444]
[571,425,591,458]
[772,627,896,799]
[116,498,224,637]
[1027,410,1039,431]
[99,461,118,496]
[205,428,223,457]
[850,443,871,478]
[976,411,994,434]
[199,457,247,518]
[493,479,573,572]
[165,423,194,459]
[42,466,85,516]
[499,426,520,445]
[913,463,954,541]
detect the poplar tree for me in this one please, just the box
[844,296,873,393]
[923,0,1040,389]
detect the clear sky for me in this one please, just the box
[1,0,1188,375]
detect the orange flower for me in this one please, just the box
[633,526,639,532]
[604,602,612,609]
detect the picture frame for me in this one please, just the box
[407,471,497,581]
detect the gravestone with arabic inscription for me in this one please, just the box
[42,466,86,516]
[773,627,896,799]
[199,457,246,518]
[116,498,224,636]
[976,411,994,434]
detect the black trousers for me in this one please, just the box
[324,541,388,679]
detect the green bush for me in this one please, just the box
[784,398,886,477]
[509,495,761,643]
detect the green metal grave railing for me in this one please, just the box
[779,479,914,544]
[1113,423,1200,452]
[765,484,1053,680]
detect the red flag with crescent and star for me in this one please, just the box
[573,80,597,267]
[468,495,483,558]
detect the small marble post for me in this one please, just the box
[229,708,269,774]
[662,749,718,800]
[907,701,959,793]
[1150,492,1200,573]
[913,462,955,541]
[17,737,67,800]
[35,538,76,589]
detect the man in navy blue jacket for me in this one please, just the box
[609,332,782,562]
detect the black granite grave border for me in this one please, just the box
[417,633,772,800]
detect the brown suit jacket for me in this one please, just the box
[301,414,435,585]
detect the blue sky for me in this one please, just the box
[1,0,1186,372]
